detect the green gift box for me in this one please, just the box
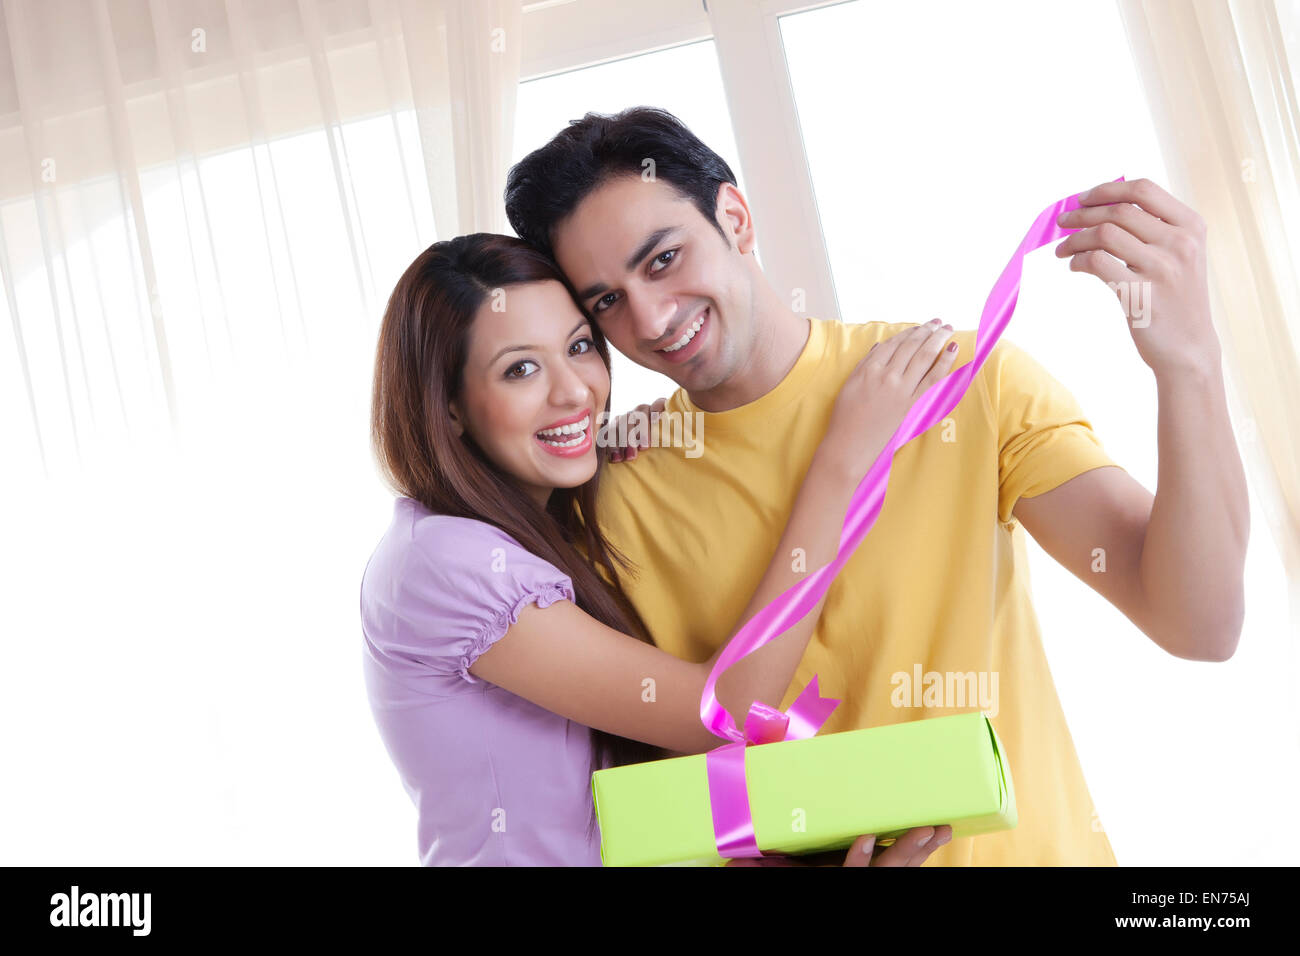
[591,710,1017,866]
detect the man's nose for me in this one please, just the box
[624,285,677,346]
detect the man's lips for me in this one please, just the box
[654,307,709,363]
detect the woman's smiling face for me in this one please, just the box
[451,279,610,506]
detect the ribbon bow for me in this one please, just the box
[699,178,1124,860]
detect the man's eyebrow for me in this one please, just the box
[576,225,683,302]
[488,320,588,365]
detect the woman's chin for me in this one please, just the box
[530,427,598,481]
[540,454,598,488]
[514,446,598,493]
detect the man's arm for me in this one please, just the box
[1024,177,1250,662]
[1012,361,1248,662]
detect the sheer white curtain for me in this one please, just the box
[0,0,522,864]
[0,0,521,481]
[1118,0,1300,642]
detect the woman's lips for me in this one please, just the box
[537,407,590,431]
[534,412,593,458]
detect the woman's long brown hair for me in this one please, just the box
[370,233,666,842]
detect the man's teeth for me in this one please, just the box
[661,311,707,352]
[537,414,589,446]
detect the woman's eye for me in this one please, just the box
[506,360,538,379]
[569,337,594,356]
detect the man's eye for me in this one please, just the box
[570,337,594,356]
[650,248,677,272]
[506,360,538,379]
[592,292,619,314]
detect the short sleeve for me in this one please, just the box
[990,338,1125,525]
[394,516,575,685]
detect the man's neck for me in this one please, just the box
[687,285,812,413]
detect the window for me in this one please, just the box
[782,0,1287,866]
[513,39,743,414]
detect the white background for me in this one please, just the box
[0,0,1291,865]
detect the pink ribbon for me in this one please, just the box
[700,178,1124,860]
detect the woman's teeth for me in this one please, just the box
[536,414,589,447]
[662,311,706,353]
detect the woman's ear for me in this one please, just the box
[448,400,465,438]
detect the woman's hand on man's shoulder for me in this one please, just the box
[606,397,668,463]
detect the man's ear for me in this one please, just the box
[716,182,757,255]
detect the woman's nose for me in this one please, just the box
[550,361,591,406]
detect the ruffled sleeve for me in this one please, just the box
[387,513,576,686]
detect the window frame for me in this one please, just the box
[520,0,844,321]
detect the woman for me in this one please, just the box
[360,233,958,866]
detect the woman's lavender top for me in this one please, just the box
[360,497,602,865]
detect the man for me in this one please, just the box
[504,106,1248,865]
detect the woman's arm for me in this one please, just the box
[470,445,857,756]
[470,320,960,754]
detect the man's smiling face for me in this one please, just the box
[549,174,758,396]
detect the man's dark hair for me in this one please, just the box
[504,106,739,261]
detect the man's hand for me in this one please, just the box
[1050,178,1246,659]
[724,825,952,867]
[1054,178,1219,376]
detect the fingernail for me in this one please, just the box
[1077,188,1091,202]
[942,323,952,330]
[947,342,957,352]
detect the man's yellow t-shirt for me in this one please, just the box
[595,316,1122,866]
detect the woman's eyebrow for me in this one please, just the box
[577,225,683,302]
[489,320,588,364]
